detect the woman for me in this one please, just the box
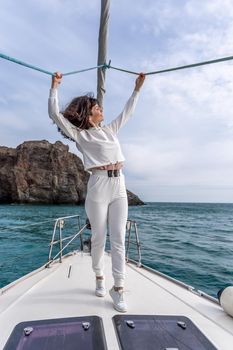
[48,72,145,312]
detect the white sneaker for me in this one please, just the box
[109,287,127,313]
[95,278,106,297]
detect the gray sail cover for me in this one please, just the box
[97,0,110,107]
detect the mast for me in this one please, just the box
[97,0,110,107]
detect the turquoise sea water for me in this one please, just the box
[0,203,232,297]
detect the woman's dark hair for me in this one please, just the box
[58,93,99,140]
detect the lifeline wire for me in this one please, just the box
[1,52,233,77]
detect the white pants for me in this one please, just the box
[85,170,128,288]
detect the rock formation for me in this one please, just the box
[0,140,144,205]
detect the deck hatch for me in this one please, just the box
[3,316,107,350]
[113,315,217,350]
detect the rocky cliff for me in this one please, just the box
[0,140,144,205]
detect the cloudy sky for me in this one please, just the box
[1,0,233,202]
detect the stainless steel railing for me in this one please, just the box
[125,220,142,267]
[46,215,142,267]
[47,215,87,267]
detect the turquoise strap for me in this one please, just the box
[108,55,233,76]
[63,64,106,76]
[0,53,54,76]
[107,65,138,75]
[145,55,233,75]
[1,52,233,77]
[0,53,105,77]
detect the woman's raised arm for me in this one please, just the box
[105,73,146,134]
[48,72,79,141]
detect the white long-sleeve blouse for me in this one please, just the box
[48,88,139,171]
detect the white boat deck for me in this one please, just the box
[0,251,233,349]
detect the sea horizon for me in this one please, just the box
[0,202,232,297]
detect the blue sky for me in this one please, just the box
[1,0,233,202]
